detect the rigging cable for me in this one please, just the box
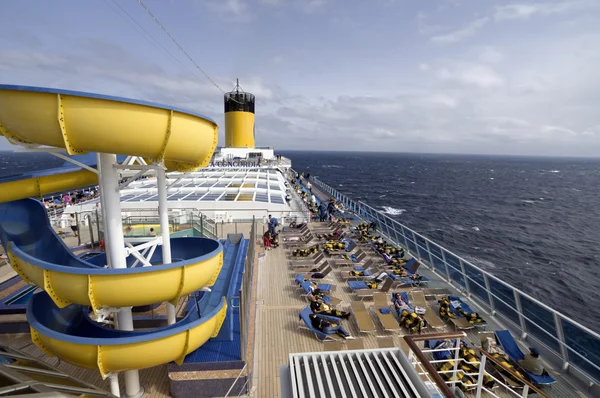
[101,0,200,81]
[136,0,227,94]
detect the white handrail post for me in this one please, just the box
[513,291,528,339]
[475,355,486,398]
[98,153,143,398]
[158,167,176,325]
[451,343,461,389]
[521,384,529,397]
[483,273,496,316]
[554,312,570,371]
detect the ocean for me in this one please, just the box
[1,150,600,333]
[282,150,600,333]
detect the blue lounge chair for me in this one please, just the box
[448,296,487,326]
[425,339,459,361]
[299,280,333,295]
[348,271,389,291]
[348,280,369,290]
[298,307,342,341]
[495,330,556,385]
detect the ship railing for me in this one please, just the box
[403,332,550,398]
[236,216,257,396]
[310,175,600,391]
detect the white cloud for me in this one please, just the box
[541,125,577,136]
[479,46,503,63]
[430,17,489,44]
[494,0,598,20]
[198,0,251,20]
[416,11,445,36]
[435,64,505,89]
[419,63,431,71]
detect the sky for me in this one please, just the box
[0,0,599,156]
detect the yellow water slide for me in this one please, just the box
[0,85,225,377]
[0,84,219,202]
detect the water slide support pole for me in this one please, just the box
[157,166,176,325]
[109,374,120,397]
[98,153,144,398]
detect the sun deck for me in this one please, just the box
[251,221,590,398]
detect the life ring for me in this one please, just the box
[99,239,105,251]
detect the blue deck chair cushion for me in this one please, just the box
[495,330,556,385]
[317,283,332,292]
[300,281,313,294]
[404,258,418,273]
[426,339,458,361]
[379,308,391,315]
[295,274,305,285]
[348,281,368,290]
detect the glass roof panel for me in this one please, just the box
[237,194,254,201]
[223,193,237,201]
[200,193,221,201]
[270,195,284,204]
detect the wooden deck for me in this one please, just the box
[250,222,591,398]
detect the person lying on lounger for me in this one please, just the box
[364,272,389,289]
[392,293,413,315]
[292,245,319,257]
[309,313,351,339]
[308,294,351,319]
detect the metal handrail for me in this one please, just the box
[404,332,467,398]
[310,175,600,381]
[223,363,247,398]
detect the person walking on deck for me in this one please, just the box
[268,214,279,234]
[318,203,327,222]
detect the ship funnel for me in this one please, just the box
[224,79,255,148]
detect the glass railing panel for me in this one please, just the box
[562,320,600,382]
[404,230,418,255]
[426,243,447,275]
[488,278,520,326]
[414,236,430,266]
[443,251,466,288]
[520,295,559,353]
[462,262,488,304]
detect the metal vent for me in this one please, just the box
[286,348,427,398]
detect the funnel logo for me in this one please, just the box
[209,160,260,168]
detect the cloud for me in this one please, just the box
[479,46,503,63]
[494,0,598,20]
[198,0,251,21]
[435,64,505,89]
[416,11,445,36]
[430,17,489,44]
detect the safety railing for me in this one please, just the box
[236,215,256,395]
[310,175,600,388]
[404,333,550,398]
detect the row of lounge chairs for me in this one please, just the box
[284,216,557,393]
